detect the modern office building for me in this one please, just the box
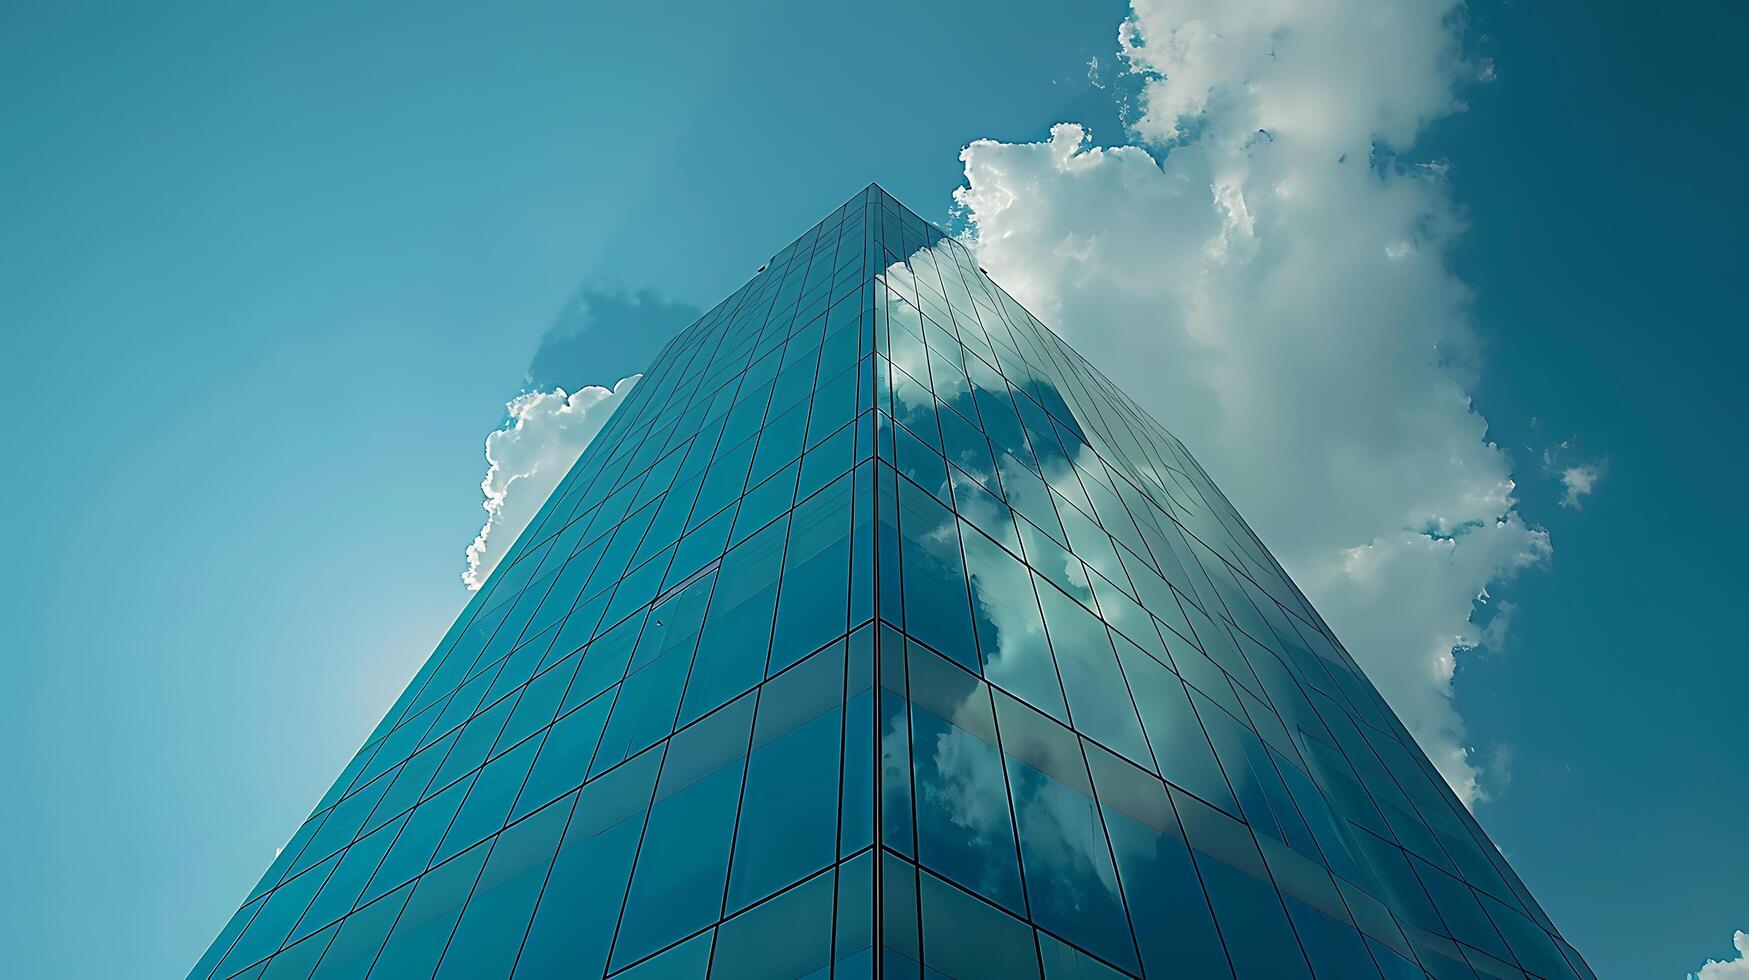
[192,185,1593,979]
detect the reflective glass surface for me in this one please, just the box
[193,185,1591,980]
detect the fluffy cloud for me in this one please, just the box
[953,0,1547,803]
[1692,932,1749,980]
[1540,441,1607,510]
[1556,465,1602,509]
[463,376,638,589]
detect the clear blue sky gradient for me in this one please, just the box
[2,1,1742,977]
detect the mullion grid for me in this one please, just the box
[205,200,881,980]
[200,186,1585,980]
[200,310,739,977]
[868,191,1578,977]
[867,358,1427,980]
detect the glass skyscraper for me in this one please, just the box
[193,185,1592,980]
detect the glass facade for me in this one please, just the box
[193,185,1592,980]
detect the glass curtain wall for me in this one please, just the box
[191,185,1592,980]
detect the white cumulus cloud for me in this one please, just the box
[463,376,639,590]
[1692,932,1749,980]
[1557,465,1602,509]
[1540,440,1606,510]
[952,0,1549,804]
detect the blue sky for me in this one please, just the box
[1,1,1742,978]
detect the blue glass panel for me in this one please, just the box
[288,813,406,945]
[433,799,569,978]
[513,691,613,821]
[514,750,660,978]
[565,609,643,715]
[798,420,856,501]
[683,520,787,724]
[308,885,412,980]
[428,695,513,799]
[727,648,844,910]
[880,688,915,858]
[910,696,1024,914]
[497,654,577,751]
[961,526,1068,721]
[291,769,394,878]
[882,853,922,978]
[360,772,469,905]
[770,472,853,670]
[611,695,754,969]
[367,842,490,977]
[258,922,336,979]
[593,645,693,777]
[995,454,1062,545]
[836,851,875,975]
[877,463,904,623]
[614,929,714,980]
[938,404,999,491]
[895,422,951,504]
[1037,932,1130,980]
[842,683,875,856]
[214,854,338,977]
[1031,582,1151,765]
[435,736,539,864]
[750,399,811,489]
[1412,857,1515,963]
[1368,939,1430,980]
[918,871,1040,980]
[730,464,798,546]
[1112,641,1238,813]
[808,366,860,451]
[849,460,876,627]
[1083,744,1232,979]
[689,437,754,532]
[713,870,835,979]
[1283,896,1384,979]
[1196,854,1314,979]
[994,695,1138,972]
[193,897,263,980]
[896,479,978,671]
[1481,893,1582,980]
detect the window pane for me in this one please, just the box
[215,854,337,976]
[896,479,977,671]
[289,813,406,945]
[918,871,1040,980]
[435,737,539,864]
[910,693,1024,913]
[712,870,834,980]
[835,851,875,975]
[1032,581,1150,765]
[367,843,490,977]
[309,885,412,980]
[994,695,1138,972]
[1037,931,1131,980]
[1196,853,1313,980]
[769,473,853,670]
[615,929,714,979]
[513,691,613,821]
[727,649,844,910]
[433,800,569,977]
[1113,642,1237,814]
[361,776,470,907]
[1084,744,1232,979]
[963,527,1068,722]
[841,630,876,856]
[611,696,755,969]
[683,520,787,723]
[515,751,661,978]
